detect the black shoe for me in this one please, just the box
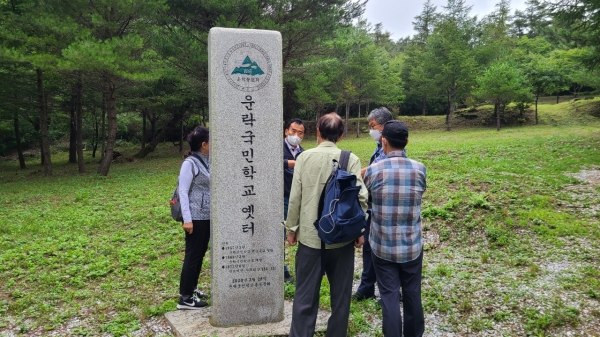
[284,272,295,284]
[177,296,207,310]
[352,292,375,301]
[193,288,209,299]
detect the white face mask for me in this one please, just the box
[287,135,302,147]
[369,129,381,142]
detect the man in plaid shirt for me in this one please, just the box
[364,120,426,337]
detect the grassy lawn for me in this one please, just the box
[1,102,599,336]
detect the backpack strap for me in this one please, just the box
[339,150,351,171]
[316,150,350,275]
[190,153,209,173]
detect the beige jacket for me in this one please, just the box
[285,141,368,249]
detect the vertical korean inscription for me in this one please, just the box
[209,27,283,326]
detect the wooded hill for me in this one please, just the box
[1,0,599,176]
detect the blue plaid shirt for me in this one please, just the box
[364,150,426,263]
[370,142,387,165]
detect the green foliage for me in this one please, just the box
[554,0,600,69]
[474,61,531,105]
[522,299,580,335]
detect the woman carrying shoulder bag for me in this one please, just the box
[177,126,211,309]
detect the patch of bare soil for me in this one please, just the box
[568,169,600,186]
[564,167,600,217]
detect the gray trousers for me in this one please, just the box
[289,242,355,337]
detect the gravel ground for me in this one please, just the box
[3,170,598,336]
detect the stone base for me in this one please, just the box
[164,300,329,337]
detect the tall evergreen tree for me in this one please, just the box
[424,0,477,130]
[57,0,166,176]
[412,0,438,44]
[403,0,439,116]
[474,61,530,130]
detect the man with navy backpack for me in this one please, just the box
[364,120,426,337]
[285,113,368,337]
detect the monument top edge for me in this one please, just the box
[209,27,281,37]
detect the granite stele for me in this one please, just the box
[208,27,284,327]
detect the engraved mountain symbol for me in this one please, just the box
[231,56,265,76]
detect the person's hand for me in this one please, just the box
[183,222,193,234]
[286,231,297,246]
[354,235,364,248]
[360,167,367,178]
[288,160,296,168]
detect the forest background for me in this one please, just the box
[1,0,600,176]
[1,1,600,336]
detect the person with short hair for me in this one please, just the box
[177,126,211,309]
[364,120,426,337]
[285,113,368,337]
[283,118,305,283]
[354,107,395,301]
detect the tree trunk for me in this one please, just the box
[344,99,350,137]
[572,84,580,98]
[556,95,559,104]
[446,89,455,131]
[495,101,501,131]
[69,89,77,163]
[421,96,427,116]
[141,108,147,149]
[75,75,85,173]
[316,103,324,121]
[201,106,207,126]
[356,99,361,138]
[134,113,181,159]
[14,109,26,169]
[37,68,52,176]
[92,109,99,158]
[150,115,157,142]
[535,94,539,125]
[101,93,107,161]
[179,113,184,153]
[97,77,117,176]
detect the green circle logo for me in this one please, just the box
[223,42,272,92]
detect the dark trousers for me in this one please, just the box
[357,220,376,297]
[179,220,211,297]
[289,242,354,337]
[372,250,424,337]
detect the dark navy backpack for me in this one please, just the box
[313,150,367,246]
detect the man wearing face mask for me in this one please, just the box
[283,118,305,283]
[354,107,395,302]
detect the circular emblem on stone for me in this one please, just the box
[223,42,272,92]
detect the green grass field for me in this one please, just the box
[1,101,599,336]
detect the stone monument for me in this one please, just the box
[208,27,284,327]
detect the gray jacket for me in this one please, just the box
[178,152,211,222]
